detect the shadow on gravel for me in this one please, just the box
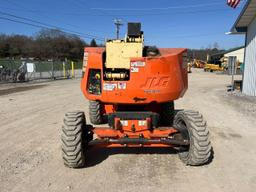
[205,147,214,165]
[85,147,177,168]
[84,147,214,168]
[0,84,47,96]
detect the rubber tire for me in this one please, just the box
[173,110,211,166]
[161,102,175,126]
[89,101,103,125]
[61,111,86,168]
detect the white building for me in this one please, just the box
[224,47,245,64]
[231,0,256,96]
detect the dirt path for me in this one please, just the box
[0,69,255,192]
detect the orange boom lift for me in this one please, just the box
[61,23,211,168]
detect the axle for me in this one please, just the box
[88,137,189,146]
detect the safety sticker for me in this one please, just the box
[120,120,128,126]
[131,61,145,67]
[103,83,117,91]
[138,120,147,126]
[131,67,139,73]
[118,82,126,90]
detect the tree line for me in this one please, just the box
[0,28,223,62]
[0,29,99,61]
[187,42,223,62]
[187,48,222,62]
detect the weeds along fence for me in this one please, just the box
[0,59,83,83]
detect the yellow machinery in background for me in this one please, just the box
[192,59,206,68]
[191,59,223,72]
[204,63,224,72]
[204,53,224,72]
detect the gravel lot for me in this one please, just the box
[0,69,255,192]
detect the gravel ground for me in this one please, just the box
[0,69,255,192]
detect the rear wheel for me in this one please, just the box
[173,110,211,166]
[61,111,87,168]
[89,101,103,124]
[161,101,175,126]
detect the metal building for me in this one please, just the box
[231,0,256,96]
[224,46,245,64]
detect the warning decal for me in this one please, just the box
[103,83,117,91]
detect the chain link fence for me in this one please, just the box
[0,59,82,83]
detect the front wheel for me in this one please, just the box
[61,111,87,168]
[173,110,211,166]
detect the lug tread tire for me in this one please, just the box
[174,110,211,166]
[89,101,103,125]
[61,111,85,168]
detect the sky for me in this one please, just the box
[0,0,247,49]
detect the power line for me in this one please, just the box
[44,6,236,17]
[0,7,110,35]
[0,16,105,42]
[151,32,226,40]
[91,2,224,11]
[0,11,105,41]
[63,0,120,36]
[79,8,232,17]
[0,16,54,30]
[0,1,241,42]
[0,7,233,17]
[0,3,234,17]
[75,0,122,18]
[2,0,108,38]
[70,0,127,37]
[172,33,224,38]
[72,0,128,23]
